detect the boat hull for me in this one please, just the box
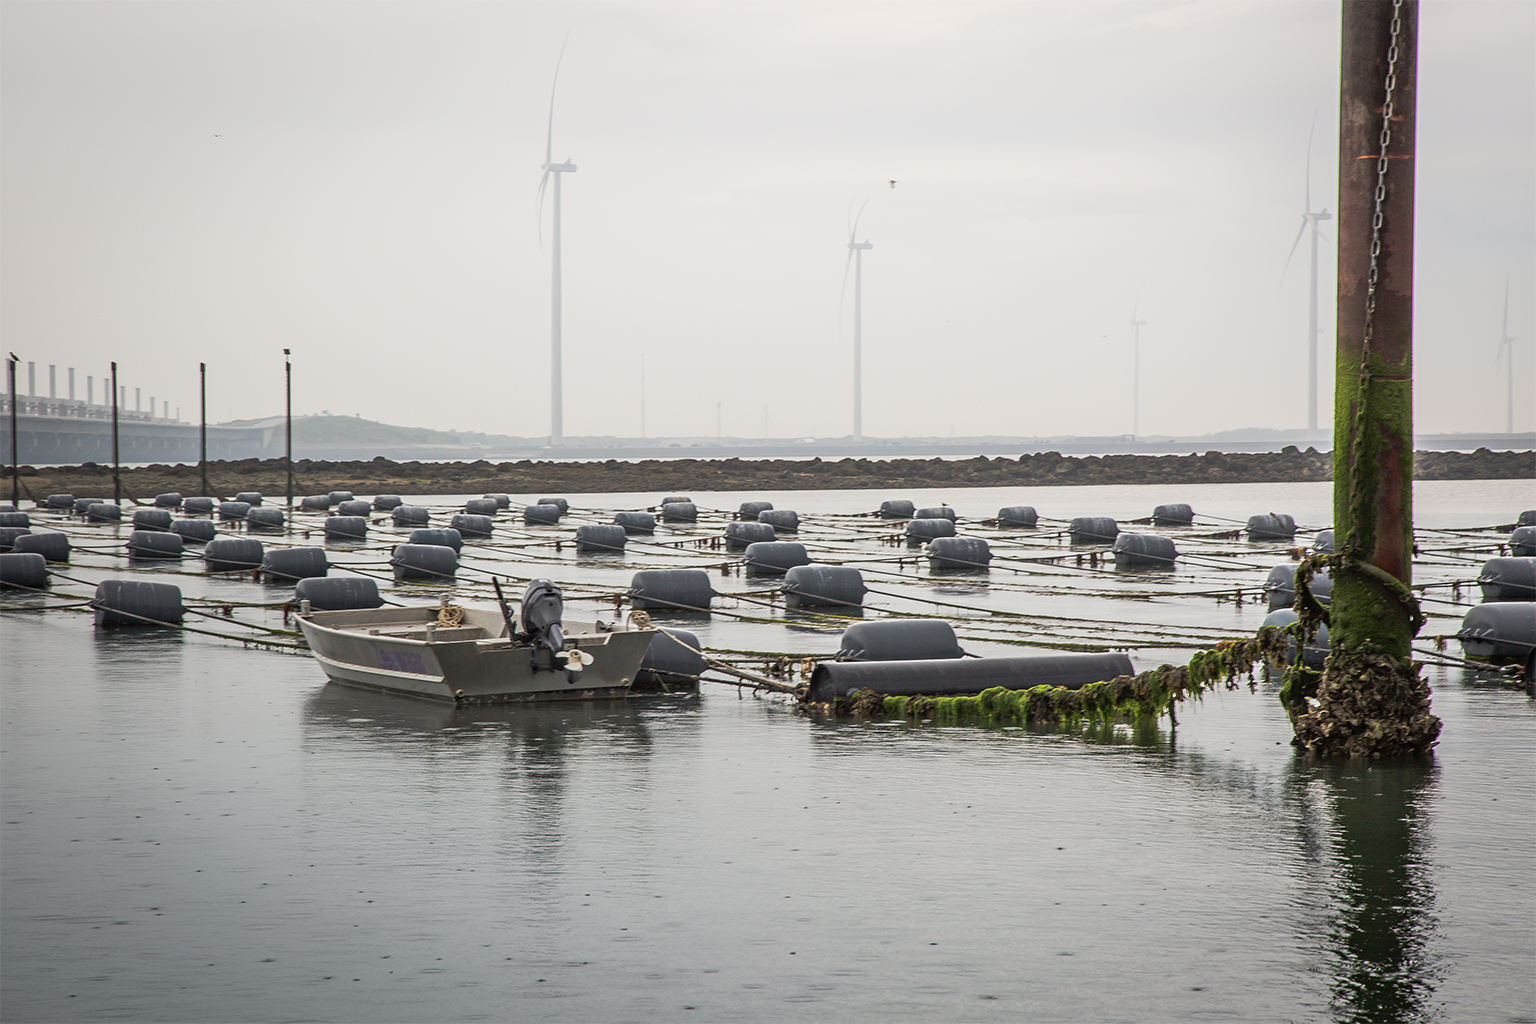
[298,605,654,704]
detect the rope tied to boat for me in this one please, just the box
[435,597,464,628]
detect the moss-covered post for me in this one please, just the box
[1291,0,1439,757]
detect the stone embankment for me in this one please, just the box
[14,447,1531,501]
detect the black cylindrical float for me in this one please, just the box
[661,501,698,522]
[1478,557,1536,602]
[86,503,122,522]
[1517,510,1536,527]
[203,537,264,572]
[637,628,707,686]
[783,565,867,608]
[662,495,691,505]
[1312,529,1336,553]
[392,505,430,526]
[245,508,286,531]
[93,580,185,626]
[738,501,773,520]
[745,541,811,575]
[996,506,1038,528]
[0,511,30,528]
[1510,526,1536,557]
[1246,513,1297,540]
[575,524,627,552]
[126,531,183,559]
[372,494,404,511]
[464,498,499,516]
[726,521,776,549]
[629,569,714,612]
[335,500,371,518]
[1458,603,1536,661]
[807,651,1135,703]
[1068,517,1118,543]
[928,536,991,570]
[880,499,915,519]
[327,491,354,505]
[300,495,332,511]
[73,498,105,516]
[538,497,570,514]
[1265,563,1333,611]
[615,511,656,534]
[391,543,458,580]
[485,493,512,509]
[182,497,216,516]
[915,506,957,522]
[450,514,495,537]
[1151,503,1194,525]
[170,519,218,544]
[758,509,800,532]
[523,504,561,524]
[11,532,70,562]
[261,546,329,581]
[295,576,385,611]
[1112,534,1178,566]
[838,619,963,661]
[1261,608,1330,670]
[0,552,49,588]
[45,494,75,509]
[154,492,183,508]
[218,501,251,520]
[0,526,30,551]
[235,492,263,506]
[905,518,956,543]
[324,516,369,539]
[409,528,463,551]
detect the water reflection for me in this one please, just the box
[1292,759,1441,1024]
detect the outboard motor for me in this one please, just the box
[520,578,568,672]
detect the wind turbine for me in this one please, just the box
[537,41,577,447]
[842,202,873,442]
[1284,123,1332,442]
[1497,277,1515,433]
[1130,294,1147,439]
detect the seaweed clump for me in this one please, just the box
[824,633,1286,726]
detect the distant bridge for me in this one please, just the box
[1,396,271,464]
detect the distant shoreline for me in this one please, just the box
[11,447,1531,502]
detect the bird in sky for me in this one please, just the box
[889,180,897,188]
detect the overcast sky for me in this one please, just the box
[3,0,1532,441]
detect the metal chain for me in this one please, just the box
[1362,0,1405,355]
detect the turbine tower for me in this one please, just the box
[1497,278,1515,433]
[1284,125,1332,442]
[843,202,873,442]
[538,42,577,447]
[1130,296,1147,439]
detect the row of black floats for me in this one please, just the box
[1458,512,1536,681]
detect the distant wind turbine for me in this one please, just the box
[1497,278,1516,433]
[1130,292,1147,439]
[1283,122,1332,442]
[842,202,874,441]
[537,39,577,447]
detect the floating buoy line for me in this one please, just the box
[3,494,1530,704]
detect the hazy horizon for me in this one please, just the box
[3,1,1532,441]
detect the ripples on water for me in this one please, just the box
[2,480,1532,1022]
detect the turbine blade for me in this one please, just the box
[850,198,870,242]
[1305,113,1316,213]
[839,247,855,313]
[1502,277,1510,339]
[1131,284,1143,324]
[1281,217,1307,285]
[536,169,551,248]
[545,33,570,168]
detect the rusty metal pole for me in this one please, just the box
[1333,0,1416,657]
[1291,0,1438,757]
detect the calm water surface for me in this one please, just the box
[3,481,1533,1022]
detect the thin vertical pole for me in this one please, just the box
[1132,325,1140,438]
[284,349,293,508]
[551,172,564,447]
[853,248,863,441]
[199,362,209,496]
[1307,224,1321,439]
[111,362,121,504]
[639,354,646,440]
[7,355,18,507]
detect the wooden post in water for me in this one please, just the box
[7,354,18,507]
[1289,0,1438,756]
[284,349,293,510]
[199,362,209,497]
[110,361,121,504]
